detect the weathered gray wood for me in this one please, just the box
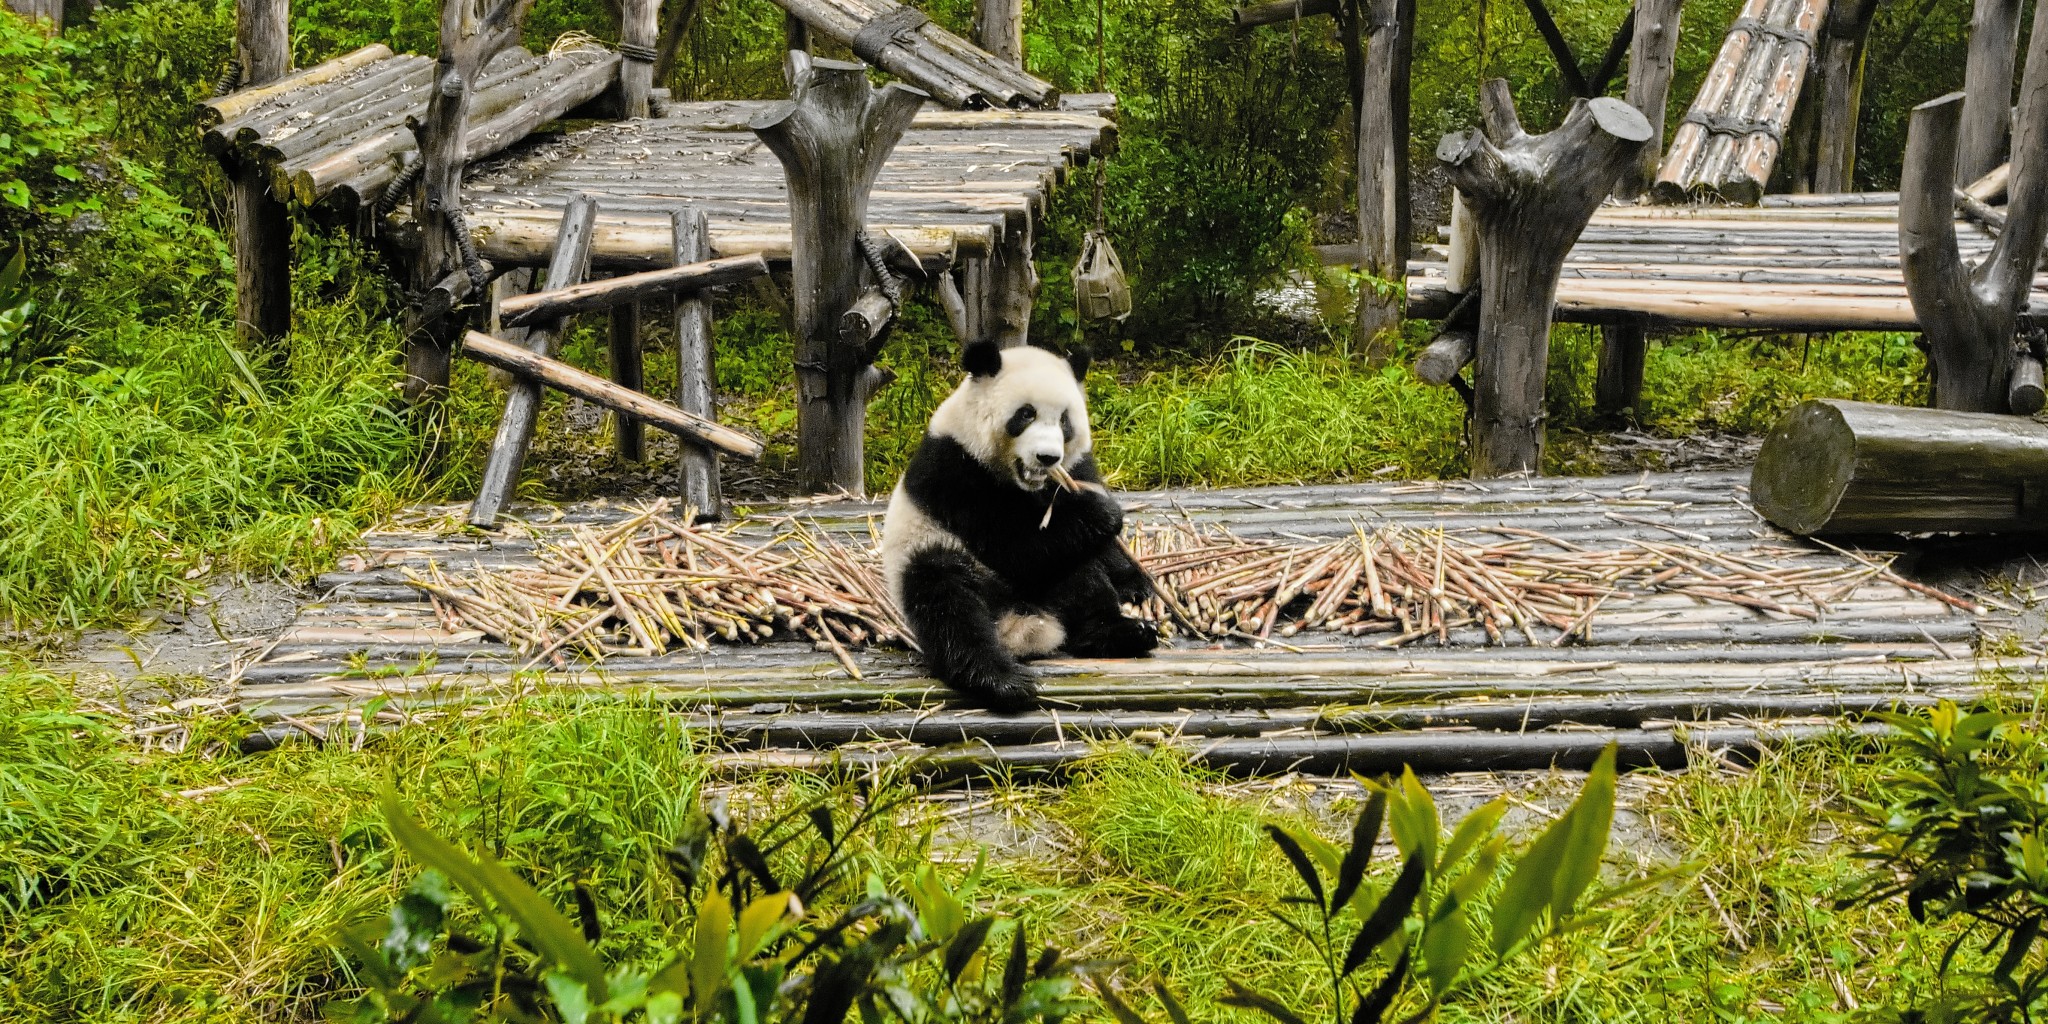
[1808,0,1878,193]
[1231,0,1341,32]
[654,0,701,85]
[1901,5,2048,414]
[839,287,895,349]
[784,10,811,86]
[6,0,64,29]
[618,0,659,119]
[1439,82,1652,477]
[1959,0,2024,185]
[498,253,770,325]
[461,331,766,458]
[230,0,293,365]
[1753,398,2048,534]
[1413,330,1474,385]
[1355,0,1415,358]
[401,0,538,420]
[1617,0,1682,200]
[1596,322,1649,415]
[750,61,926,493]
[471,197,599,528]
[610,298,645,461]
[976,224,1036,347]
[2011,353,2046,414]
[673,208,723,519]
[975,0,1022,66]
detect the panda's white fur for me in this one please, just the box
[881,345,1092,658]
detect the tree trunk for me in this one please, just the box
[1231,0,1341,32]
[1809,0,1879,193]
[673,207,723,519]
[1595,322,1649,415]
[470,196,599,528]
[1355,0,1414,360]
[1438,80,1653,477]
[617,0,659,118]
[1617,0,1682,200]
[974,0,1022,67]
[1959,0,2023,185]
[1900,0,2048,414]
[231,0,292,365]
[1752,398,2048,534]
[750,60,925,494]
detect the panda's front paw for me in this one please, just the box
[950,663,1040,711]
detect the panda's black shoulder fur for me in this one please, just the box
[901,434,1120,598]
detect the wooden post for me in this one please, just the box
[1900,0,2048,415]
[784,11,811,86]
[610,299,645,461]
[470,197,598,528]
[1753,399,2048,535]
[1616,0,1681,200]
[231,0,292,363]
[674,207,723,518]
[1595,323,1649,416]
[1438,80,1652,477]
[1959,0,2024,185]
[617,0,659,118]
[1808,0,1879,193]
[750,60,925,494]
[402,0,537,421]
[6,0,63,30]
[975,0,1023,66]
[1355,0,1415,360]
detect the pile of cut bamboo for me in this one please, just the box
[405,500,1970,669]
[766,0,1056,109]
[1653,0,1827,203]
[199,42,620,214]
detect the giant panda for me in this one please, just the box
[881,340,1158,708]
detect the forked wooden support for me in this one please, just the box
[470,196,600,527]
[1899,0,2048,415]
[1438,80,1652,477]
[750,60,926,494]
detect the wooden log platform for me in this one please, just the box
[1406,194,2048,331]
[221,471,2028,778]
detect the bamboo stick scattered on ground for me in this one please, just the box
[403,500,1963,663]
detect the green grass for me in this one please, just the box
[0,666,2007,1024]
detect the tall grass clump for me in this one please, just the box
[1090,339,1467,487]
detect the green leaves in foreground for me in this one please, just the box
[1196,745,1627,1024]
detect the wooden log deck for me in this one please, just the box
[1405,193,2048,331]
[227,472,2033,778]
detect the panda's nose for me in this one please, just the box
[1035,452,1061,467]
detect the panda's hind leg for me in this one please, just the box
[1051,559,1159,659]
[898,547,1039,709]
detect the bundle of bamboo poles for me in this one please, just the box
[198,43,620,214]
[767,0,1056,109]
[1653,0,1827,203]
[406,500,1968,668]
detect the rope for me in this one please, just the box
[1681,110,1779,138]
[1091,0,1107,234]
[212,56,242,97]
[446,205,491,295]
[855,231,903,311]
[378,161,424,217]
[617,41,659,62]
[1728,16,1817,49]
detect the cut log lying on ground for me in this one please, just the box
[1230,0,1341,32]
[459,331,766,458]
[1752,398,2048,535]
[498,253,770,326]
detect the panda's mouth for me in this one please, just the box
[1012,459,1052,491]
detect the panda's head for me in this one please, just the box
[928,340,1094,492]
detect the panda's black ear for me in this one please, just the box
[962,340,1003,378]
[1066,348,1092,380]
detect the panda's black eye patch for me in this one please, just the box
[1005,405,1036,437]
[1060,410,1074,441]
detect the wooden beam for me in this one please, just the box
[673,207,723,518]
[498,253,770,326]
[1616,0,1680,199]
[1753,399,2048,534]
[1356,0,1415,359]
[1586,6,1636,97]
[471,197,599,528]
[975,0,1023,66]
[751,60,925,494]
[1439,81,1653,477]
[617,0,660,118]
[1520,0,1592,98]
[1959,0,2024,185]
[462,331,766,458]
[1230,0,1341,32]
[230,0,292,365]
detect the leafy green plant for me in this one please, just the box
[0,244,32,358]
[333,783,1100,1024]
[1840,701,2048,1022]
[1099,745,1641,1024]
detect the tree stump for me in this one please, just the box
[230,0,292,365]
[750,60,925,494]
[1753,398,2048,535]
[1438,80,1652,477]
[1354,0,1414,359]
[1900,0,2048,415]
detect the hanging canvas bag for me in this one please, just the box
[1072,229,1131,323]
